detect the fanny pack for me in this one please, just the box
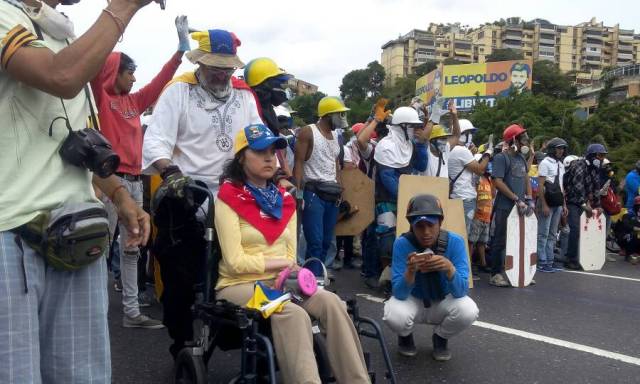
[13,202,110,271]
[305,181,343,202]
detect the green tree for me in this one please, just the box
[532,60,577,99]
[414,60,439,77]
[485,48,523,62]
[339,69,369,102]
[288,91,326,126]
[443,58,464,65]
[366,61,386,99]
[339,61,386,103]
[382,75,418,109]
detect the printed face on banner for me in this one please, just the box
[415,59,533,112]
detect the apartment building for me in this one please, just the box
[382,17,640,86]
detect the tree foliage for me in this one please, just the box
[414,60,439,77]
[532,61,577,99]
[485,48,523,62]
[288,91,326,126]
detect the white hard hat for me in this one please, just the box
[274,105,292,118]
[391,106,423,125]
[563,155,580,168]
[458,119,477,134]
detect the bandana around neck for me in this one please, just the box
[218,181,295,245]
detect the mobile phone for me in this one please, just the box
[416,251,433,260]
[159,0,166,10]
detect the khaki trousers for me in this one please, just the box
[218,283,369,384]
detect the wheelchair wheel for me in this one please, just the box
[313,333,334,383]
[174,348,208,384]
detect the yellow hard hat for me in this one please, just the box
[243,57,288,87]
[429,125,452,140]
[317,96,350,118]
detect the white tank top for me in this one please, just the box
[303,124,340,183]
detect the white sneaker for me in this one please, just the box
[123,314,164,329]
[489,274,510,287]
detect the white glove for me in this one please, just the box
[176,15,190,52]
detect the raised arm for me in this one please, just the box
[6,0,159,99]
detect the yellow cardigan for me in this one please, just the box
[214,198,297,290]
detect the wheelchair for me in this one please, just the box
[171,183,397,384]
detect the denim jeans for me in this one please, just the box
[536,205,563,267]
[490,207,511,275]
[462,198,477,237]
[104,178,143,318]
[302,190,339,275]
[566,204,583,263]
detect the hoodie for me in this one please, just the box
[91,51,182,175]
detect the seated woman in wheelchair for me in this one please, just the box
[214,124,370,384]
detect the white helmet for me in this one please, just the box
[391,106,423,126]
[458,119,477,134]
[274,105,292,118]
[563,155,580,168]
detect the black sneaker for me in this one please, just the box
[565,261,581,270]
[364,276,380,289]
[398,334,417,357]
[432,333,451,361]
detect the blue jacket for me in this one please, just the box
[376,142,428,200]
[625,170,640,213]
[391,231,470,301]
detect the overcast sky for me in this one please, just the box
[63,0,639,95]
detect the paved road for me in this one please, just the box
[109,254,640,383]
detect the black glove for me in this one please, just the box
[161,165,192,199]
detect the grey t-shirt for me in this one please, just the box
[492,151,528,210]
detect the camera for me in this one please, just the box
[59,128,120,178]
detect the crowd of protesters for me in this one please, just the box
[1,1,639,383]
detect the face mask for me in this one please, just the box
[592,159,601,168]
[24,1,76,40]
[520,145,530,156]
[270,89,289,106]
[330,113,348,131]
[433,139,448,154]
[462,132,473,147]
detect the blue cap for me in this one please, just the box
[410,215,440,226]
[234,124,287,154]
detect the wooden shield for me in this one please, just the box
[396,175,473,288]
[335,168,375,236]
[579,212,606,271]
[505,206,538,288]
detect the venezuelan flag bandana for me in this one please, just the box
[217,180,296,245]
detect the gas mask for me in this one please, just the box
[514,134,530,156]
[433,139,448,154]
[461,132,474,148]
[399,124,414,141]
[23,1,76,40]
[592,159,601,168]
[330,112,348,131]
[255,78,290,107]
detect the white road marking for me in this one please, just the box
[356,293,640,366]
[473,321,640,366]
[355,293,386,303]
[562,270,640,283]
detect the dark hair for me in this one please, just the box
[510,62,531,76]
[219,152,246,186]
[219,149,279,187]
[118,53,135,74]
